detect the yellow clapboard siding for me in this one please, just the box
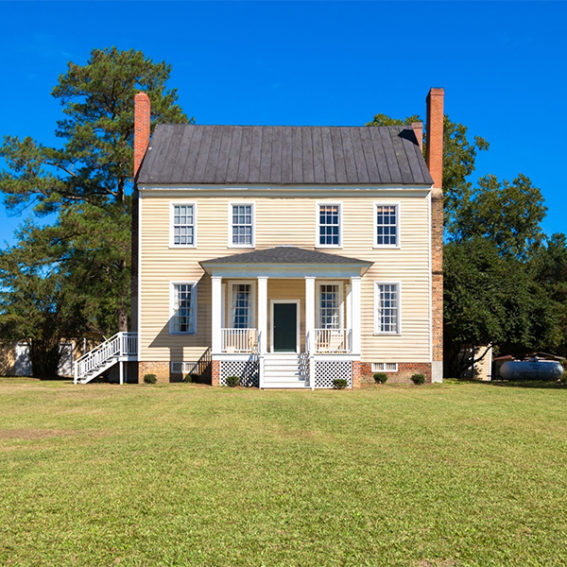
[139,193,430,362]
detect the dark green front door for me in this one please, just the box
[273,303,297,352]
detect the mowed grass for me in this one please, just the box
[0,379,566,567]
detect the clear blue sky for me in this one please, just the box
[1,1,566,245]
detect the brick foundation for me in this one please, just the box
[138,361,170,384]
[352,360,362,389]
[211,360,220,386]
[360,362,432,384]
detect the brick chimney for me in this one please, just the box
[411,121,423,151]
[134,92,151,178]
[426,87,444,383]
[426,88,444,189]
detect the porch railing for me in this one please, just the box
[314,328,352,354]
[221,328,258,354]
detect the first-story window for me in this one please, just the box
[231,204,254,247]
[318,203,341,247]
[375,282,400,334]
[171,204,195,246]
[171,282,196,334]
[319,283,341,329]
[231,283,253,328]
[375,204,399,247]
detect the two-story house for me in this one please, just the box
[74,88,444,387]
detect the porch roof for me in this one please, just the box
[200,246,372,278]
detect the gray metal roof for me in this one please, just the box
[200,246,372,267]
[138,124,433,186]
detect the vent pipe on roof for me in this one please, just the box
[134,92,151,179]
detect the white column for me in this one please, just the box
[305,277,316,390]
[211,276,222,353]
[351,276,361,354]
[257,277,268,355]
[305,277,315,354]
[119,360,124,385]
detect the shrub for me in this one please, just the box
[143,373,157,384]
[411,373,425,385]
[332,378,347,390]
[373,372,388,384]
[561,370,567,384]
[183,373,200,383]
[225,375,241,387]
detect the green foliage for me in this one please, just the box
[373,372,388,384]
[332,378,347,389]
[411,373,425,385]
[225,375,240,387]
[444,238,559,375]
[183,373,200,383]
[143,373,157,384]
[0,47,189,350]
[451,173,546,260]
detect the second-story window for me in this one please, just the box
[231,204,254,247]
[318,203,341,247]
[171,204,195,247]
[375,204,399,247]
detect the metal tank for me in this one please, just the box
[500,358,563,381]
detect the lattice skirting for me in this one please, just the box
[314,360,353,389]
[220,359,259,387]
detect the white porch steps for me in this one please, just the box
[262,354,309,389]
[74,332,137,384]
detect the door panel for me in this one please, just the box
[273,303,297,352]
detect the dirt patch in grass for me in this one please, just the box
[0,428,72,440]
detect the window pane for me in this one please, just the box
[320,284,340,329]
[377,283,399,333]
[232,284,251,328]
[231,204,253,245]
[318,205,340,246]
[376,205,397,246]
[173,205,194,246]
[173,284,193,333]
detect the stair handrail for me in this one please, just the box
[74,332,137,383]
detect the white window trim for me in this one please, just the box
[372,362,399,373]
[373,201,400,249]
[169,201,197,248]
[316,201,343,249]
[315,280,344,328]
[374,281,402,335]
[227,280,256,329]
[169,281,197,335]
[228,202,255,248]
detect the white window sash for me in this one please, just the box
[229,203,255,248]
[170,282,197,334]
[170,202,197,247]
[373,202,400,248]
[316,202,342,248]
[374,281,401,334]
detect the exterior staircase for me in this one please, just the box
[74,332,137,384]
[262,353,309,388]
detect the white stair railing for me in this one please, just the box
[74,332,137,384]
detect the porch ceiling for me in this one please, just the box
[200,246,372,278]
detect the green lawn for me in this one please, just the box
[0,379,566,566]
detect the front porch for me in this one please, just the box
[200,246,371,389]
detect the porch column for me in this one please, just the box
[351,276,361,354]
[305,277,315,354]
[211,276,222,353]
[257,277,268,355]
